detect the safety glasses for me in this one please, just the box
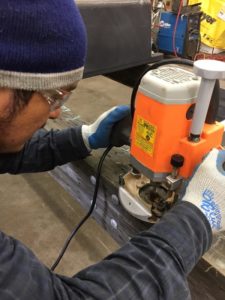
[39,89,73,112]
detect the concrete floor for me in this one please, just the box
[0,76,131,277]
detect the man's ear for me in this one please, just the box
[49,108,61,119]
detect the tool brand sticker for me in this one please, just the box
[135,116,157,156]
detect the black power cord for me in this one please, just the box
[51,144,113,271]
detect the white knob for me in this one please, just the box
[194,59,225,80]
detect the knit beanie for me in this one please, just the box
[0,0,87,90]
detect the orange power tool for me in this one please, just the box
[119,60,225,222]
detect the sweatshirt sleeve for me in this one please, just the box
[67,201,212,300]
[0,127,90,174]
[0,201,212,300]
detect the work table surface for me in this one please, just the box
[47,75,225,299]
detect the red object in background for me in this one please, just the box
[194,53,225,62]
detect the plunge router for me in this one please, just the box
[118,59,225,223]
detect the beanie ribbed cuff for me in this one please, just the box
[0,67,84,91]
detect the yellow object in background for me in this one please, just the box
[189,0,225,50]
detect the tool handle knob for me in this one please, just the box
[110,114,132,147]
[170,154,184,168]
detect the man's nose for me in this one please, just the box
[49,108,61,119]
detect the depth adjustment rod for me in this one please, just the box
[189,60,225,142]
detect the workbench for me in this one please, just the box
[46,89,225,299]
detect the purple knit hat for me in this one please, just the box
[0,0,87,90]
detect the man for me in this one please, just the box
[0,1,224,299]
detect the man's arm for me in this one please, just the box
[0,201,211,300]
[0,106,130,174]
[0,127,90,174]
[69,202,211,300]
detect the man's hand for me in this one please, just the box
[183,149,225,233]
[81,105,130,150]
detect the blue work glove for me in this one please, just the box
[81,105,130,150]
[183,149,225,233]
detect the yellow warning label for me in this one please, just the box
[135,116,157,156]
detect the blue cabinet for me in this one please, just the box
[157,12,188,55]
